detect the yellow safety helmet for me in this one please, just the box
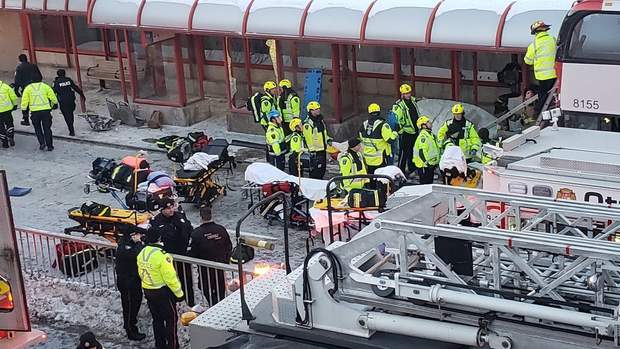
[451,103,464,114]
[530,20,550,35]
[399,83,412,95]
[416,115,431,129]
[264,80,277,91]
[307,101,321,112]
[279,79,292,89]
[289,118,302,131]
[368,103,381,114]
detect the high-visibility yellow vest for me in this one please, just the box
[136,245,184,298]
[266,122,287,156]
[21,82,58,112]
[437,119,481,160]
[288,131,304,154]
[392,98,419,135]
[278,92,301,122]
[302,117,331,152]
[524,32,557,81]
[359,118,397,166]
[413,129,440,168]
[259,93,277,127]
[338,151,368,192]
[0,82,17,113]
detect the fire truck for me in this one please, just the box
[0,171,46,348]
[556,0,620,131]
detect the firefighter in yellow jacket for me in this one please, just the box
[137,223,184,349]
[413,116,440,184]
[303,101,332,179]
[437,103,481,162]
[265,110,287,171]
[21,77,58,151]
[524,20,557,114]
[338,137,368,193]
[358,103,397,174]
[0,80,18,148]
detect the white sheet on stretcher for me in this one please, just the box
[244,163,330,201]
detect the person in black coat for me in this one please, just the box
[149,198,195,306]
[114,227,146,341]
[13,54,42,126]
[53,69,85,136]
[189,206,232,306]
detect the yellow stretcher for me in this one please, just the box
[65,207,151,243]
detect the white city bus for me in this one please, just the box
[556,0,620,131]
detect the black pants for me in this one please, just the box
[268,153,286,171]
[0,111,14,146]
[144,288,179,349]
[309,151,326,179]
[60,101,76,135]
[198,267,226,306]
[21,109,29,124]
[118,281,143,334]
[418,165,436,184]
[31,110,53,148]
[535,78,557,113]
[398,133,417,175]
[174,261,195,307]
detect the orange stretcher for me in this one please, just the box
[65,206,151,243]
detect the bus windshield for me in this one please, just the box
[567,12,620,63]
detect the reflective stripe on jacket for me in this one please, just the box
[524,32,557,81]
[392,99,419,135]
[266,122,287,156]
[338,151,368,192]
[278,92,301,122]
[21,82,57,112]
[302,117,331,152]
[413,129,440,168]
[437,119,481,160]
[0,81,17,113]
[136,245,184,298]
[359,118,398,166]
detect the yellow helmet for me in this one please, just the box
[264,80,277,91]
[368,103,381,114]
[289,118,302,131]
[416,115,431,129]
[279,79,292,89]
[399,83,412,95]
[451,103,464,114]
[307,101,321,112]
[530,20,550,35]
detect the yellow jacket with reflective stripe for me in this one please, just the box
[278,92,301,122]
[302,117,331,152]
[259,93,277,127]
[266,122,287,156]
[392,98,419,135]
[21,82,57,112]
[338,150,368,192]
[359,118,398,166]
[288,131,304,154]
[413,128,440,168]
[524,32,557,81]
[437,119,481,160]
[0,81,18,113]
[136,244,184,298]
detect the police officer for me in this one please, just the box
[338,138,368,193]
[303,101,332,179]
[53,69,85,137]
[524,20,557,115]
[265,110,287,171]
[413,116,440,184]
[0,80,18,148]
[392,83,420,175]
[287,118,306,176]
[21,76,58,151]
[115,228,146,341]
[277,79,301,135]
[358,103,398,174]
[137,229,184,349]
[149,198,194,307]
[437,103,481,162]
[14,54,42,126]
[189,206,232,306]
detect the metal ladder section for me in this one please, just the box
[435,185,620,240]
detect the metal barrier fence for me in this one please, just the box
[16,227,253,307]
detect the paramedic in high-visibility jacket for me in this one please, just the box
[137,228,184,349]
[277,79,301,136]
[413,116,440,184]
[524,20,557,115]
[0,80,18,148]
[287,117,306,176]
[303,101,332,179]
[358,103,398,174]
[338,137,368,192]
[437,103,481,162]
[20,76,58,151]
[265,110,288,171]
